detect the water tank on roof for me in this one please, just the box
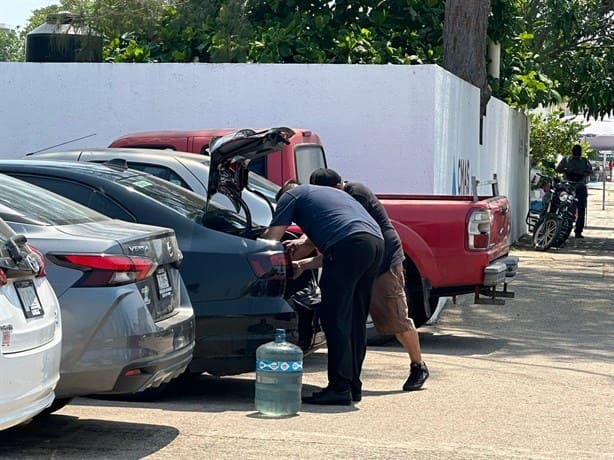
[26,12,102,62]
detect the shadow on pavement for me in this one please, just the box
[0,415,178,459]
[75,367,359,415]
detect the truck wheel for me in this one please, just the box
[403,259,436,328]
[407,295,439,328]
[405,283,439,328]
[533,215,560,251]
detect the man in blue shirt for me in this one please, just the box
[310,168,429,392]
[262,180,384,405]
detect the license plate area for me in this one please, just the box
[155,267,173,300]
[15,280,44,319]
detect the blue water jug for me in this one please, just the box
[255,328,303,416]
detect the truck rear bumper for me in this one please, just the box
[475,255,519,304]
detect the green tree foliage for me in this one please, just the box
[529,110,595,176]
[0,28,25,61]
[245,0,444,64]
[490,0,613,119]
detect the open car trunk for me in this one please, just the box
[206,128,325,352]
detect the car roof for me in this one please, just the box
[30,148,211,164]
[111,128,313,143]
[0,159,143,182]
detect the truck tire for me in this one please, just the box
[408,294,439,328]
[403,258,437,328]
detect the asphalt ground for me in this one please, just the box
[1,187,612,459]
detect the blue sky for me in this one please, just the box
[0,0,59,29]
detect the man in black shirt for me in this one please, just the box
[262,180,384,405]
[310,168,429,392]
[556,144,592,238]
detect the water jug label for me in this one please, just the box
[257,359,303,372]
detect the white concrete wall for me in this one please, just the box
[0,62,528,239]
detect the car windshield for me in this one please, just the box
[117,173,251,232]
[0,173,108,226]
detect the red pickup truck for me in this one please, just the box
[110,128,519,326]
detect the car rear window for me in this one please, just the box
[117,173,250,232]
[0,174,109,225]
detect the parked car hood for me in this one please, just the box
[207,127,294,206]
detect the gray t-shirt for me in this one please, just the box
[270,184,383,253]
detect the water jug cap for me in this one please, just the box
[274,329,286,343]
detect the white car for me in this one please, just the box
[0,218,62,430]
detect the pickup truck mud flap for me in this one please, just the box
[474,256,519,305]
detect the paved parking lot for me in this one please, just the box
[1,191,612,459]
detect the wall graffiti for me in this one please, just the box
[457,159,471,195]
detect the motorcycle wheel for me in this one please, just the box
[554,218,574,247]
[533,215,561,251]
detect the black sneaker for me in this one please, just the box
[403,362,429,391]
[302,388,352,406]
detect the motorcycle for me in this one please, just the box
[526,174,578,251]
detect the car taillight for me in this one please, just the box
[25,243,46,278]
[49,254,156,287]
[248,251,289,279]
[467,209,492,250]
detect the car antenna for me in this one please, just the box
[24,133,97,156]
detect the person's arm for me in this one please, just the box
[261,225,288,241]
[555,158,567,174]
[581,159,593,176]
[291,254,323,279]
[283,234,316,260]
[262,188,296,241]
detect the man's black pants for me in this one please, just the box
[318,232,384,393]
[575,185,588,235]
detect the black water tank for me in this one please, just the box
[26,12,102,62]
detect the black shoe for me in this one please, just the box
[351,391,362,402]
[302,388,352,406]
[403,362,429,391]
[575,234,584,239]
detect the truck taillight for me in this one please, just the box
[467,210,492,250]
[49,254,156,287]
[248,251,289,279]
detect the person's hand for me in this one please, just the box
[283,239,303,258]
[283,238,315,260]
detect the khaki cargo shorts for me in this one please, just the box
[369,263,416,334]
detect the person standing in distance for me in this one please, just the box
[261,180,384,405]
[309,168,429,392]
[556,144,592,238]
